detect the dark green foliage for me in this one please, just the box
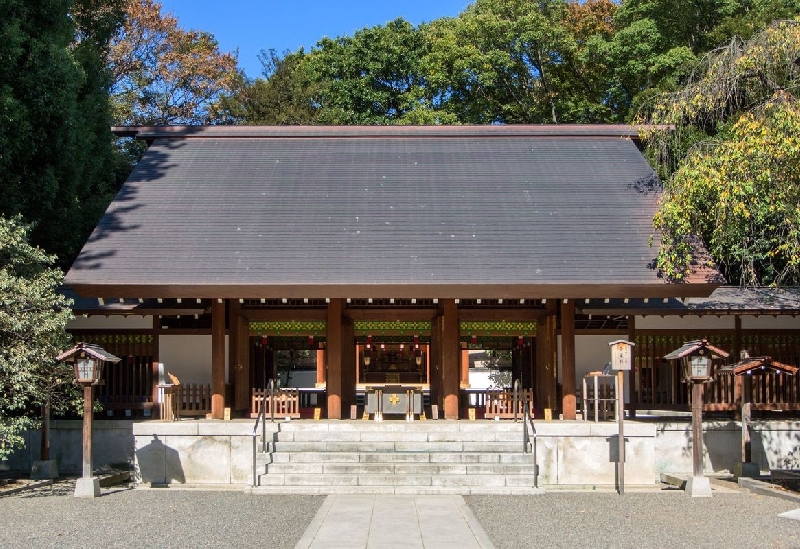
[0,0,124,267]
[0,215,75,460]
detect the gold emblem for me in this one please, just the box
[388,394,400,406]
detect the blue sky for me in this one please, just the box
[158,1,473,79]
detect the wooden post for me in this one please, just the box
[733,316,743,410]
[211,299,226,419]
[561,300,576,420]
[442,299,460,419]
[627,315,637,419]
[461,346,470,387]
[692,381,705,478]
[316,349,326,386]
[152,315,161,417]
[618,371,625,495]
[82,384,93,478]
[237,313,250,411]
[326,299,344,419]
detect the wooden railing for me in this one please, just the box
[635,331,800,411]
[250,388,300,419]
[484,389,535,419]
[178,383,212,416]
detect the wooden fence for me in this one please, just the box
[74,333,156,417]
[635,331,800,411]
[250,388,301,418]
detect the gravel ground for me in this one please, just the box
[1,481,798,549]
[465,490,800,549]
[0,481,324,549]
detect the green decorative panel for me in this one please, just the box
[460,321,537,336]
[354,321,432,334]
[249,321,326,335]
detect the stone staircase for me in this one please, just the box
[247,420,542,495]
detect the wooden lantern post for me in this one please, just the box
[663,339,729,498]
[56,343,121,498]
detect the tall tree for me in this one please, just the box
[645,21,800,285]
[423,0,619,124]
[0,215,74,461]
[0,0,124,266]
[220,49,318,125]
[304,18,429,125]
[108,0,241,125]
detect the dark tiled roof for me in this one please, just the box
[66,125,716,299]
[580,287,800,315]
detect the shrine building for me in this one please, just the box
[66,124,797,424]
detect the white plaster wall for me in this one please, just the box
[559,335,631,402]
[635,315,735,330]
[68,314,153,330]
[158,334,229,385]
[741,315,800,329]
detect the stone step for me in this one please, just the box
[247,485,545,496]
[267,440,528,453]
[273,430,522,443]
[263,462,535,476]
[258,451,536,465]
[271,421,524,433]
[257,473,538,488]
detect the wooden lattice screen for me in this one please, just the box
[634,331,800,411]
[72,333,155,415]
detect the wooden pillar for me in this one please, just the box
[430,314,443,409]
[229,300,249,413]
[316,349,326,386]
[627,315,637,419]
[326,299,344,419]
[230,302,250,413]
[461,347,470,387]
[561,300,576,420]
[733,315,743,407]
[536,302,558,413]
[442,299,460,419]
[521,338,533,390]
[152,315,161,418]
[211,299,226,419]
[341,317,356,414]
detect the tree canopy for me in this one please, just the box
[0,215,74,460]
[643,21,800,286]
[108,0,241,125]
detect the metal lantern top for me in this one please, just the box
[663,339,730,381]
[56,342,121,384]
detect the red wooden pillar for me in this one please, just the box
[442,299,460,419]
[561,300,576,420]
[326,299,344,419]
[229,301,250,413]
[211,299,226,419]
[316,349,326,386]
[461,347,470,387]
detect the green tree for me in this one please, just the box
[0,0,124,266]
[304,18,429,125]
[423,0,620,124]
[0,216,74,461]
[645,21,800,285]
[220,49,318,125]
